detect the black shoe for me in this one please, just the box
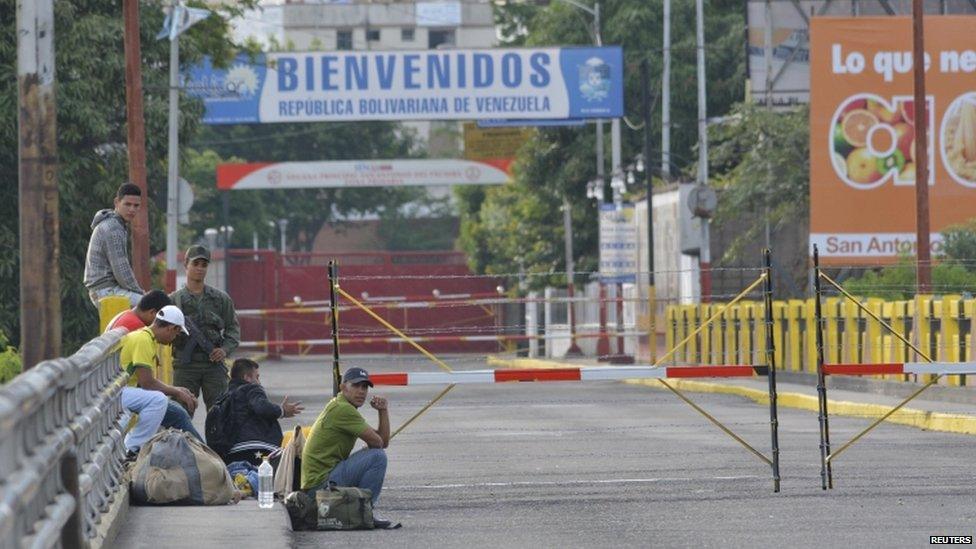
[123,450,138,463]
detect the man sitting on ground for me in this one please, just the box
[217,358,303,465]
[119,305,204,447]
[301,367,393,526]
[109,291,202,454]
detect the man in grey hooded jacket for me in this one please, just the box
[84,183,146,307]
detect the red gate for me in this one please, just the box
[228,250,505,356]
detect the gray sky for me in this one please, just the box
[230,1,284,48]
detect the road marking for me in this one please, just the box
[386,475,765,490]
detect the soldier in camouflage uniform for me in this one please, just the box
[170,245,240,416]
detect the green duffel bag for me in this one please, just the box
[315,485,375,530]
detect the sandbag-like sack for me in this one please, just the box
[130,428,235,505]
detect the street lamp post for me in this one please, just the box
[562,198,583,357]
[555,0,628,361]
[695,0,712,303]
[642,57,656,363]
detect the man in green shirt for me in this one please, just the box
[301,367,390,508]
[170,245,240,415]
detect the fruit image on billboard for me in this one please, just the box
[830,94,934,189]
[810,17,976,264]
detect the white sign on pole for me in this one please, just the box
[599,203,638,284]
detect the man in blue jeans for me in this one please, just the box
[118,305,204,457]
[108,292,202,455]
[301,367,394,527]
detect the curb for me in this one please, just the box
[90,482,129,549]
[487,356,976,436]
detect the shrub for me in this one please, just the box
[0,330,22,384]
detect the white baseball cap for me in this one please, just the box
[156,305,189,335]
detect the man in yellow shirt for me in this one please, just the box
[120,305,203,446]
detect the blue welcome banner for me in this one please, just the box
[186,47,623,124]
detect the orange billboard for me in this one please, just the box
[810,17,976,265]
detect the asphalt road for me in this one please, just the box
[246,355,976,548]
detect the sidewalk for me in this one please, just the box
[112,406,293,548]
[113,500,292,549]
[488,356,976,436]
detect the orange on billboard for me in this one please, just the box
[810,17,976,265]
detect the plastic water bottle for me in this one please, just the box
[258,455,274,508]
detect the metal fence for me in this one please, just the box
[665,296,976,384]
[0,329,128,548]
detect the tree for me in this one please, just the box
[941,218,976,272]
[0,330,21,384]
[709,104,810,260]
[459,0,747,282]
[0,0,245,352]
[843,221,976,299]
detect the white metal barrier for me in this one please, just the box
[0,329,128,548]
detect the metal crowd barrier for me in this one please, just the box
[0,329,128,548]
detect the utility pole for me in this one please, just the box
[17,0,62,367]
[592,0,611,359]
[641,59,656,362]
[912,0,931,294]
[166,1,181,292]
[695,0,711,302]
[661,0,671,180]
[124,0,152,290]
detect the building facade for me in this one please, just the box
[280,0,498,155]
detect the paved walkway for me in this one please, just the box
[114,499,291,548]
[113,407,293,548]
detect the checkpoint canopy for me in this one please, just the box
[216,159,514,190]
[186,47,624,123]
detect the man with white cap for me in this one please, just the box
[119,305,204,450]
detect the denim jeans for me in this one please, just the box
[120,387,168,452]
[162,399,203,442]
[309,448,388,505]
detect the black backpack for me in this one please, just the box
[205,389,237,457]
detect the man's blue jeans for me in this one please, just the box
[310,448,388,505]
[162,399,203,442]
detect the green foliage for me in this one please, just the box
[461,0,747,280]
[459,128,597,287]
[0,0,246,352]
[845,217,976,299]
[843,259,976,300]
[0,330,22,384]
[709,103,810,261]
[941,218,976,271]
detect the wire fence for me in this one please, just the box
[665,258,976,387]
